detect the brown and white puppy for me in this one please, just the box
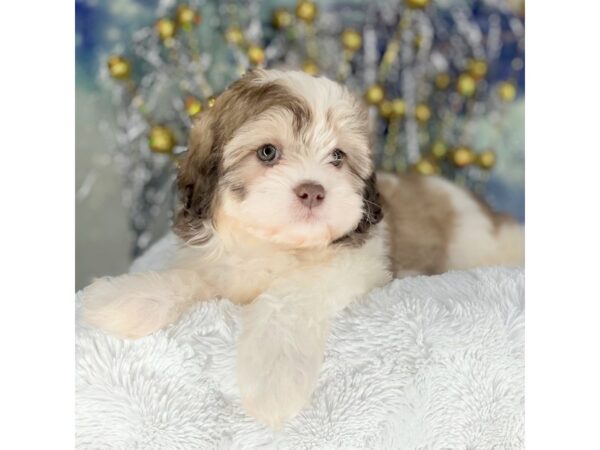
[82,69,524,428]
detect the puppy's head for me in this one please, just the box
[175,69,382,249]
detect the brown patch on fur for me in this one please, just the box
[174,70,312,244]
[380,173,519,275]
[378,173,455,276]
[333,172,383,247]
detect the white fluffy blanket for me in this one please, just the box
[76,235,524,449]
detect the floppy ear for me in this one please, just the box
[355,172,383,234]
[174,111,220,243]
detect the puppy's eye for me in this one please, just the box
[257,144,280,164]
[331,149,345,167]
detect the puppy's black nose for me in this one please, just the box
[294,182,325,208]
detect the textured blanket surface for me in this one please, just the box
[76,235,524,449]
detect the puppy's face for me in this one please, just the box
[176,70,382,249]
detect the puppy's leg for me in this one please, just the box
[237,237,391,428]
[236,290,329,428]
[82,269,212,339]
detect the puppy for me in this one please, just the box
[82,69,524,428]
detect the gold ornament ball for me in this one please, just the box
[225,27,244,45]
[149,126,176,153]
[435,73,450,90]
[477,150,497,170]
[451,146,475,167]
[207,96,217,108]
[365,84,385,105]
[185,96,202,118]
[430,140,448,159]
[302,60,320,76]
[406,0,430,9]
[296,1,317,23]
[415,104,432,123]
[176,5,201,30]
[467,59,488,80]
[378,100,393,119]
[247,45,265,65]
[156,18,176,41]
[272,9,293,29]
[107,55,131,80]
[457,73,477,97]
[498,82,517,102]
[414,158,439,176]
[391,98,406,118]
[341,28,362,52]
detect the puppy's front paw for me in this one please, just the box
[236,327,324,428]
[81,275,181,339]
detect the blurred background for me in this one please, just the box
[75,0,524,290]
